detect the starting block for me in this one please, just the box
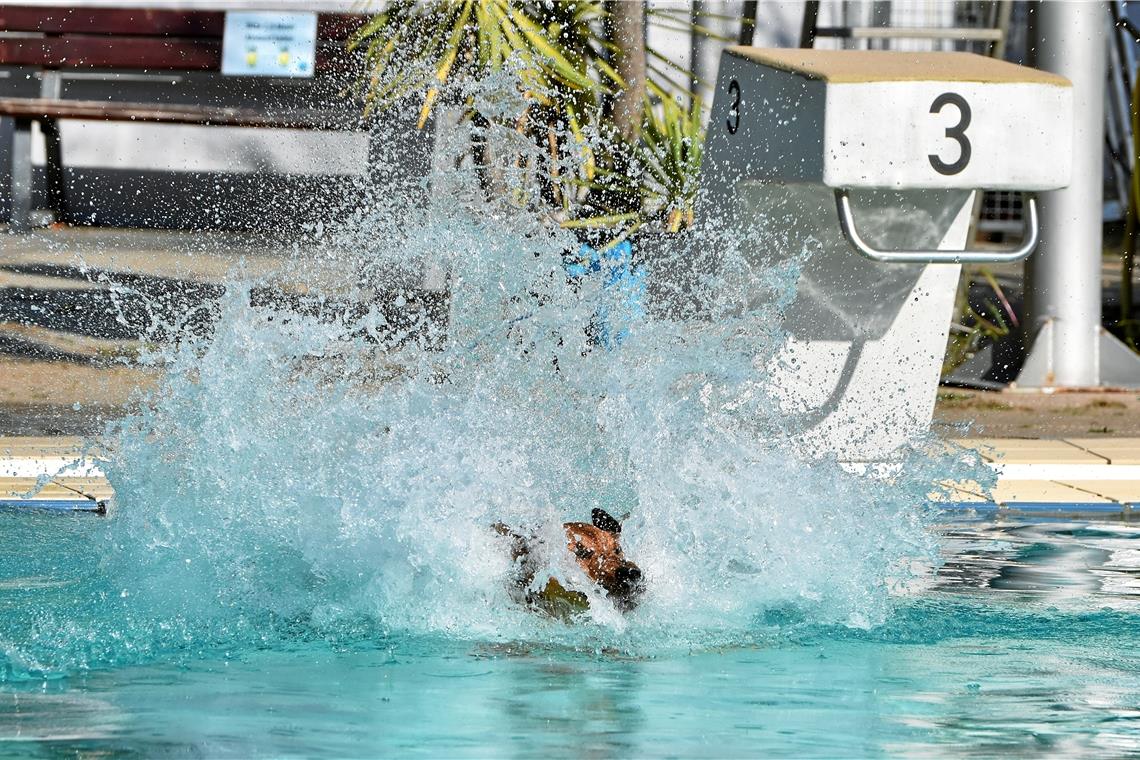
[698,49,1072,460]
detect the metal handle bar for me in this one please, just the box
[834,189,1039,264]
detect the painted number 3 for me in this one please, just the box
[928,92,971,175]
[726,79,741,134]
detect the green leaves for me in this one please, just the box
[350,0,614,123]
[350,1,713,240]
[567,95,705,236]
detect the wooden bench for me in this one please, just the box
[0,6,370,231]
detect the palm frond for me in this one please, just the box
[352,0,615,124]
[567,95,705,234]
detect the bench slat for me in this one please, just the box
[0,35,352,72]
[0,97,361,130]
[0,35,220,70]
[0,8,222,37]
[0,7,367,40]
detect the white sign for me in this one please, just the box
[821,81,1072,191]
[221,11,317,78]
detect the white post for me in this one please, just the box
[1022,1,1106,387]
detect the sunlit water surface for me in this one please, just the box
[3,514,1140,757]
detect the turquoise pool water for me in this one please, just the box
[3,84,1133,755]
[4,512,1139,758]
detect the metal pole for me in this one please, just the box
[739,0,757,45]
[1023,1,1105,387]
[690,0,705,103]
[800,0,820,48]
[990,1,1013,60]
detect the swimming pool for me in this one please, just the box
[3,512,1138,758]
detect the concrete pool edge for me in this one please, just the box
[3,436,1140,515]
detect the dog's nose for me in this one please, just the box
[615,564,642,586]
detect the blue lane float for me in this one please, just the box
[937,501,1131,516]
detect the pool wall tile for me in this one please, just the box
[1051,480,1140,504]
[951,438,1109,464]
[1062,438,1140,465]
[991,480,1115,504]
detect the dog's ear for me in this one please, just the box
[591,508,622,534]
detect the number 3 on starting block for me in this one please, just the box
[710,49,1072,192]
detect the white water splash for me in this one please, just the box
[86,85,951,657]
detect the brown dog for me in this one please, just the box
[494,508,644,618]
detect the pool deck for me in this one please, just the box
[4,435,1140,517]
[933,437,1140,516]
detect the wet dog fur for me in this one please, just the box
[494,508,644,618]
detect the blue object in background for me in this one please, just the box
[565,240,646,349]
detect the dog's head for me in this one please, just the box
[564,508,645,611]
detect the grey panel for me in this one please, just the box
[0,63,434,229]
[55,167,362,231]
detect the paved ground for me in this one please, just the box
[0,226,404,435]
[1,226,1138,444]
[933,388,1140,437]
[6,354,1135,438]
[5,350,1137,439]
